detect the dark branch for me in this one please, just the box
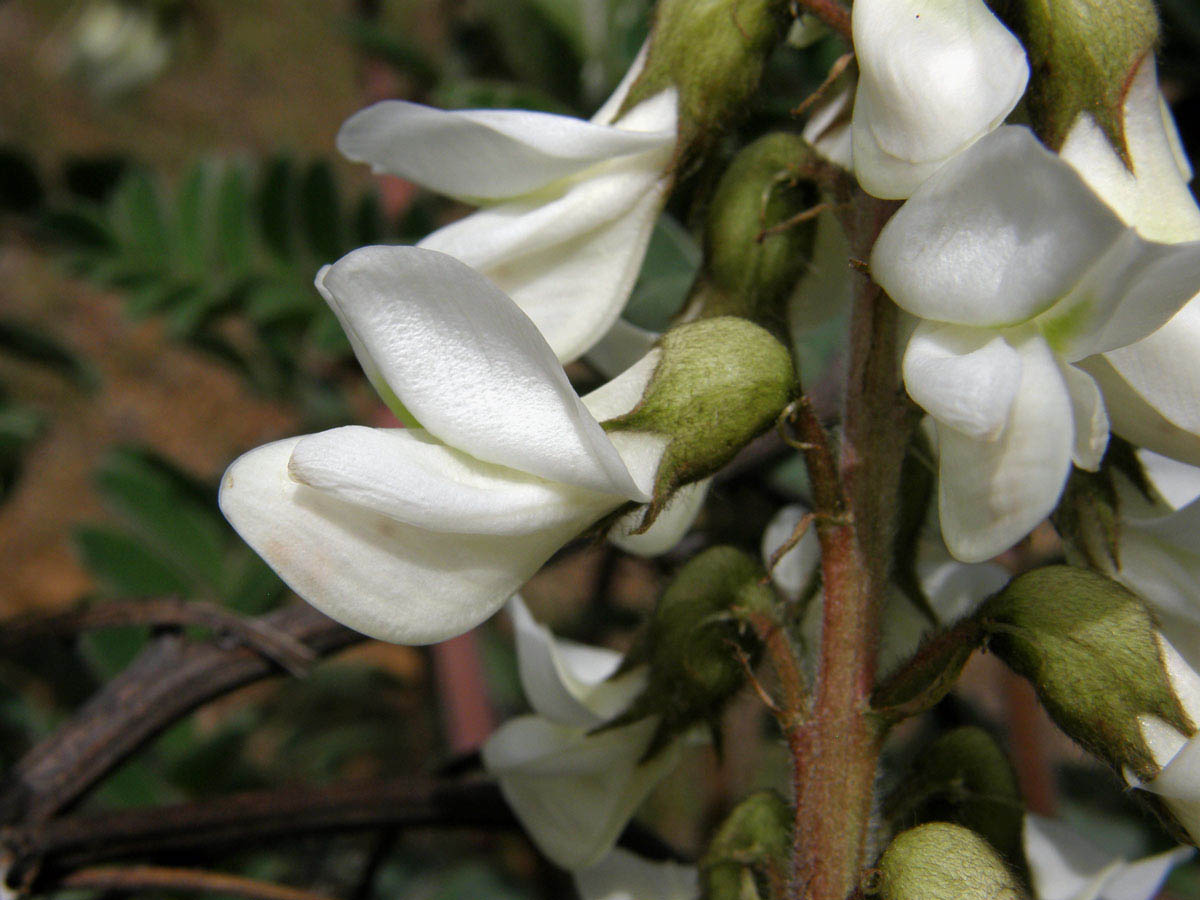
[49,864,341,900]
[0,602,362,827]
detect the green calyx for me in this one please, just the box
[620,0,791,150]
[890,727,1027,878]
[1001,0,1158,162]
[689,133,821,324]
[876,823,1028,900]
[703,791,793,900]
[604,317,797,529]
[604,546,776,759]
[980,565,1194,781]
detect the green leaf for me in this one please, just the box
[245,280,316,325]
[175,162,211,274]
[300,160,342,263]
[74,525,194,596]
[625,214,700,331]
[258,156,295,261]
[216,165,253,275]
[0,146,44,214]
[0,318,98,388]
[93,450,226,590]
[111,170,170,263]
[353,190,384,248]
[39,206,117,251]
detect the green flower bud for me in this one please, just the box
[997,0,1158,160]
[892,727,1026,875]
[981,565,1199,782]
[689,133,821,324]
[622,0,791,149]
[876,823,1028,900]
[605,317,797,529]
[703,791,792,900]
[607,546,776,758]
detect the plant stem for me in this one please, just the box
[789,195,912,900]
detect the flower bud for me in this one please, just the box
[892,727,1026,873]
[703,791,792,900]
[688,133,821,324]
[876,823,1028,900]
[605,317,797,529]
[620,0,790,149]
[981,565,1200,783]
[607,546,776,757]
[1003,0,1158,158]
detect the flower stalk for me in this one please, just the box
[785,195,913,900]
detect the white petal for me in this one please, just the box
[936,332,1074,562]
[1024,813,1113,900]
[1038,229,1200,360]
[581,349,661,422]
[1101,847,1194,900]
[481,716,681,868]
[508,596,646,727]
[1137,449,1200,510]
[590,41,651,126]
[420,154,673,364]
[1158,632,1200,728]
[802,84,854,171]
[337,99,674,202]
[1060,57,1200,245]
[574,849,700,900]
[850,0,1028,199]
[219,438,600,644]
[609,479,710,557]
[872,127,1126,326]
[1100,299,1200,439]
[288,427,620,535]
[902,322,1022,441]
[319,246,646,499]
[917,551,1009,622]
[1059,363,1109,470]
[1079,355,1200,467]
[1140,732,1200,844]
[762,504,820,596]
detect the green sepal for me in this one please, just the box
[702,790,792,900]
[1000,0,1158,161]
[876,823,1029,900]
[604,317,797,531]
[888,727,1027,878]
[621,0,792,151]
[688,133,821,326]
[980,565,1193,781]
[1051,437,1154,570]
[601,546,776,759]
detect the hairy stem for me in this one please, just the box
[789,195,912,900]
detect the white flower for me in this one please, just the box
[335,49,678,363]
[1092,465,1200,670]
[67,0,173,100]
[481,598,685,869]
[1024,813,1192,900]
[1062,57,1200,467]
[1124,636,1200,843]
[850,0,1028,199]
[574,848,698,900]
[872,126,1200,562]
[219,246,673,645]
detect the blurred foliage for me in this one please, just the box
[3,0,1200,896]
[74,446,284,613]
